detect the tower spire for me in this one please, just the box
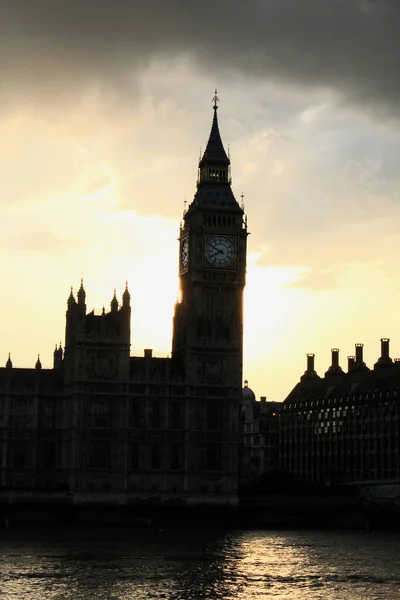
[187,92,242,213]
[199,91,229,169]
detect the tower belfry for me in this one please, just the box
[173,93,248,383]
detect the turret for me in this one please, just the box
[6,353,12,369]
[53,343,63,369]
[66,286,77,348]
[35,354,42,371]
[111,289,119,314]
[77,278,86,319]
[67,286,76,309]
[122,281,130,308]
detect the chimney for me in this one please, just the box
[374,337,393,369]
[347,355,355,372]
[355,343,364,365]
[353,343,369,372]
[325,348,344,377]
[300,353,320,382]
[144,349,153,359]
[381,338,390,359]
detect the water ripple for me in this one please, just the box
[0,528,399,599]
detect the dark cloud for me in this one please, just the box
[0,1,399,117]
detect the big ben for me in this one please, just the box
[172,92,248,502]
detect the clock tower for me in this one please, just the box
[172,93,247,502]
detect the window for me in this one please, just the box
[130,401,141,428]
[43,442,56,469]
[171,402,182,429]
[170,445,181,470]
[88,443,110,469]
[131,443,139,469]
[206,401,220,430]
[44,402,55,417]
[152,402,161,429]
[205,445,221,471]
[92,401,109,427]
[151,444,160,469]
[14,398,27,414]
[13,448,27,469]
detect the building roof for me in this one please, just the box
[242,380,256,402]
[284,362,400,410]
[0,367,63,392]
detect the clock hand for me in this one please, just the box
[209,246,224,257]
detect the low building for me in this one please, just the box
[280,339,400,485]
[241,381,281,486]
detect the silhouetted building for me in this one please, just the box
[241,381,281,485]
[0,95,248,507]
[280,340,400,485]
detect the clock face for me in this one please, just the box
[205,235,236,268]
[180,237,189,270]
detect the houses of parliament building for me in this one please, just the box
[0,96,248,507]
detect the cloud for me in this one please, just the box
[0,1,399,118]
[7,231,77,252]
[286,268,340,292]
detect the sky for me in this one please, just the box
[1,0,400,401]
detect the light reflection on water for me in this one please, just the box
[0,526,399,599]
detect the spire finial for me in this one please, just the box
[241,192,245,210]
[212,89,219,111]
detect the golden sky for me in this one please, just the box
[1,2,400,402]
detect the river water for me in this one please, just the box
[0,526,399,599]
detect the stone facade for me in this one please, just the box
[241,382,281,486]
